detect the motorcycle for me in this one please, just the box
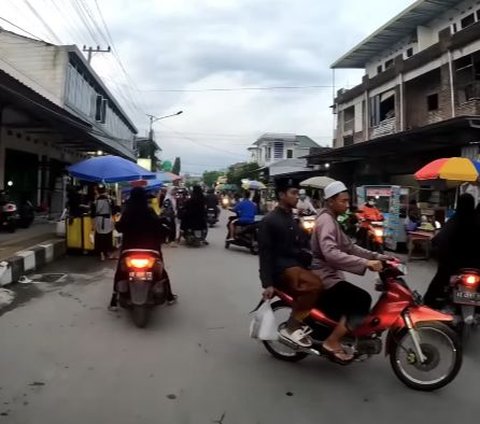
[116,249,167,328]
[184,228,208,247]
[0,192,17,233]
[221,197,230,209]
[448,268,480,342]
[296,210,316,240]
[207,207,219,228]
[261,260,462,391]
[17,200,35,228]
[357,218,384,253]
[225,215,260,255]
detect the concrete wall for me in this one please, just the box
[0,32,67,105]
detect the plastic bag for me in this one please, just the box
[55,208,67,237]
[249,300,278,341]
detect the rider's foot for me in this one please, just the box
[167,294,178,305]
[321,342,354,365]
[279,326,313,348]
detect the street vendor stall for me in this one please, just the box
[65,156,155,252]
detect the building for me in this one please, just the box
[307,0,480,189]
[248,133,320,167]
[0,29,138,212]
[248,133,324,181]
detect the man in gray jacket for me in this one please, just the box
[311,181,389,364]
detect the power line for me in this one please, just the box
[157,122,243,159]
[0,15,45,42]
[22,0,62,44]
[137,84,336,93]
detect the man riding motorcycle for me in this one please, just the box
[296,189,316,216]
[205,188,220,220]
[110,187,177,309]
[227,190,257,241]
[259,179,323,348]
[311,181,390,364]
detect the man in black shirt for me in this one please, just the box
[258,179,323,348]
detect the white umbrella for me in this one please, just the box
[300,176,335,189]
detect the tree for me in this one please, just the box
[172,157,181,175]
[202,170,224,187]
[226,162,260,187]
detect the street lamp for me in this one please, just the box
[147,110,183,137]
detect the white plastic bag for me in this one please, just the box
[249,300,278,341]
[55,209,67,237]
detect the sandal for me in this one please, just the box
[320,343,354,366]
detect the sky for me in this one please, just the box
[0,0,416,174]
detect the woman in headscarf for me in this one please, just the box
[162,187,178,246]
[180,185,208,244]
[93,186,114,261]
[110,187,177,309]
[424,193,476,308]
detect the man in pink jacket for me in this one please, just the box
[311,181,389,364]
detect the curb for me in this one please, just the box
[0,239,66,287]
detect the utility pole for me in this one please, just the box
[82,45,111,63]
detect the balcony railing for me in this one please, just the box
[371,117,396,139]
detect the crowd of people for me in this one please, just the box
[65,178,480,364]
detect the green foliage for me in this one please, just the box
[202,170,224,187]
[226,162,260,187]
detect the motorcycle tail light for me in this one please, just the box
[461,274,480,286]
[4,204,15,212]
[125,256,156,270]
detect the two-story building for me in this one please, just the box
[248,133,325,180]
[307,0,480,189]
[0,29,137,212]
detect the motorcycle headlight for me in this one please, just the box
[303,221,315,230]
[374,228,383,237]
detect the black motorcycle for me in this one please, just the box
[207,207,219,228]
[116,249,167,328]
[225,215,260,255]
[0,191,17,233]
[17,200,35,228]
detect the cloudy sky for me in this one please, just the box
[1,0,415,173]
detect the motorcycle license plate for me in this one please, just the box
[129,271,153,281]
[453,289,480,306]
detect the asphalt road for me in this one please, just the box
[1,213,480,423]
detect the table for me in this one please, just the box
[407,230,435,261]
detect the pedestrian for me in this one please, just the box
[93,186,114,261]
[180,185,208,244]
[162,187,178,246]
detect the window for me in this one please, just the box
[461,13,475,29]
[273,142,284,159]
[370,92,395,126]
[377,65,383,74]
[406,47,414,58]
[266,147,271,161]
[287,149,293,159]
[477,10,480,22]
[95,95,106,123]
[385,59,394,69]
[452,23,458,33]
[427,93,439,111]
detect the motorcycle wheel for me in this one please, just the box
[7,221,16,233]
[250,243,259,255]
[131,305,149,328]
[389,322,462,391]
[262,300,308,363]
[225,240,230,249]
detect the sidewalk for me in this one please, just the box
[0,222,66,286]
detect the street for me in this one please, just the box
[1,213,480,424]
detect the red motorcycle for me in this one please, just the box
[262,261,462,391]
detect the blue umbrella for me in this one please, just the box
[68,155,156,183]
